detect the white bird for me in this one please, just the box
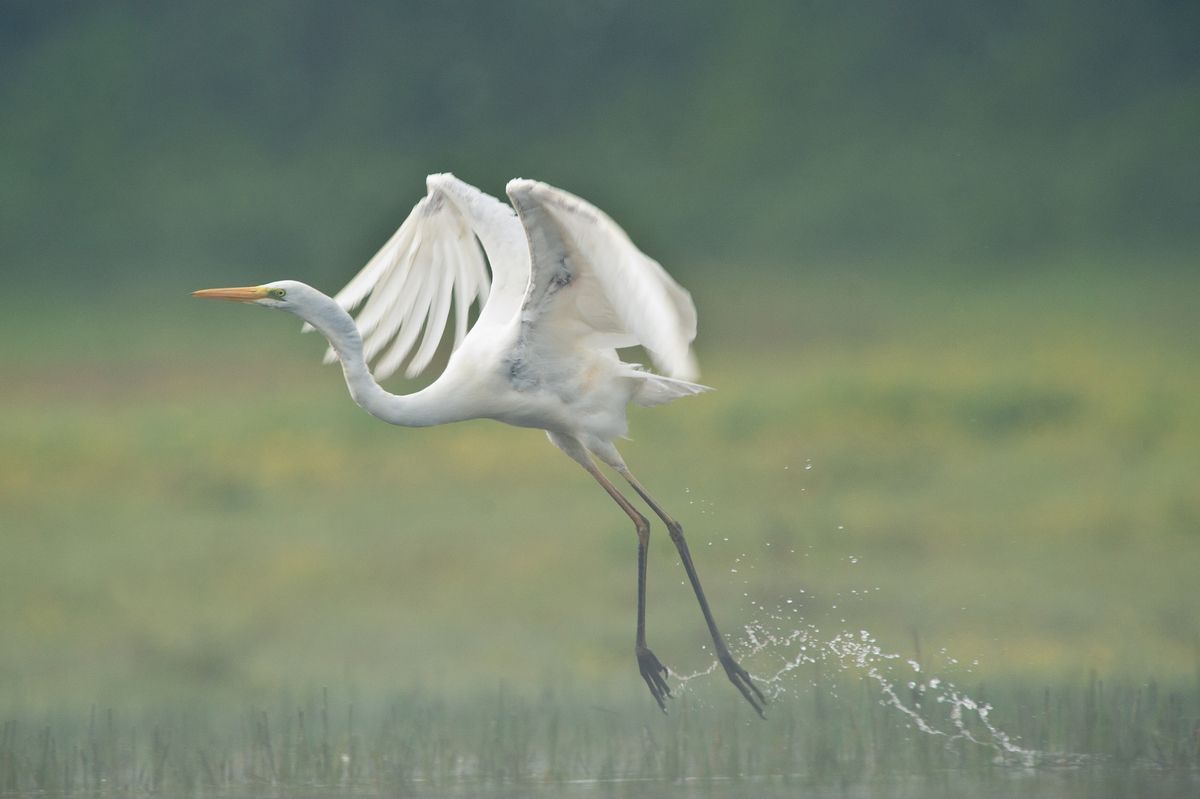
[193,174,765,716]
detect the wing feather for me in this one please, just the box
[357,227,421,344]
[505,179,699,380]
[424,173,525,329]
[375,239,439,379]
[450,240,471,349]
[406,236,457,377]
[319,181,494,381]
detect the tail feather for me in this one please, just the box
[632,371,712,407]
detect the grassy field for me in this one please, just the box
[2,262,1198,792]
[1,677,1197,797]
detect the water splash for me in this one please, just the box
[669,614,1040,767]
[670,466,1102,770]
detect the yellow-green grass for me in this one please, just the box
[2,676,1197,796]
[2,265,1197,709]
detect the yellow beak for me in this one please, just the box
[191,286,270,302]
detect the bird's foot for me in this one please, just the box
[636,645,672,712]
[718,650,767,718]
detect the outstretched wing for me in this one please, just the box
[318,174,525,381]
[505,179,699,380]
[424,173,529,332]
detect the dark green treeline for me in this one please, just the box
[2,0,1196,290]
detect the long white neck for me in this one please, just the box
[300,294,456,428]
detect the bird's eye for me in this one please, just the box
[271,288,286,299]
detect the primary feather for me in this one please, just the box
[321,185,492,380]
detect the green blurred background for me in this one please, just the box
[2,0,1198,710]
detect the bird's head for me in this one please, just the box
[192,280,320,315]
[193,279,359,361]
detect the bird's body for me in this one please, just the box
[304,279,654,440]
[195,174,764,716]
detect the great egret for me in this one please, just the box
[194,174,765,716]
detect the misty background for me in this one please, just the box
[3,0,1196,294]
[2,0,1198,724]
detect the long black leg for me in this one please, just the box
[577,460,672,711]
[619,469,766,718]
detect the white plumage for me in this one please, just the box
[194,174,765,717]
[332,175,698,383]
